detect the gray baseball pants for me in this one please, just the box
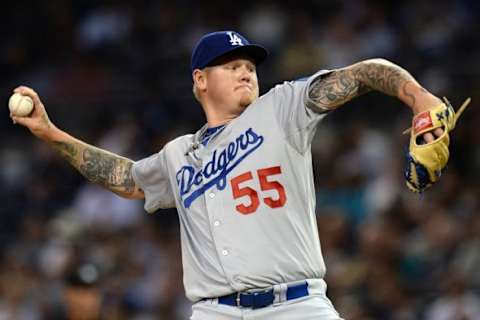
[190,279,343,320]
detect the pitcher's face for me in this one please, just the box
[202,57,259,110]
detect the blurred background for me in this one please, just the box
[0,0,479,319]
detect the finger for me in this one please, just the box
[434,128,444,137]
[14,86,46,116]
[13,86,43,107]
[423,132,434,143]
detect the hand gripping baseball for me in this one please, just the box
[404,97,471,192]
[9,86,57,141]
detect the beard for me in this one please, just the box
[238,90,256,108]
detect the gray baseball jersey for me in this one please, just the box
[132,70,331,302]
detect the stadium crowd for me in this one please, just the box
[0,0,479,319]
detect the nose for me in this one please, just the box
[239,66,251,83]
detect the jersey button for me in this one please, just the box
[213,220,220,227]
[209,192,215,198]
[221,250,229,256]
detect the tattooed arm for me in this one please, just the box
[10,86,144,199]
[50,137,144,199]
[308,58,442,114]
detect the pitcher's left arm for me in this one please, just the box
[308,58,441,120]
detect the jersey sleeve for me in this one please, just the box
[132,148,176,212]
[273,69,333,154]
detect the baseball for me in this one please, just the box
[8,93,34,117]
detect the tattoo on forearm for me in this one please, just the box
[52,141,136,194]
[357,62,415,96]
[402,82,416,107]
[308,59,416,109]
[52,141,79,165]
[80,148,136,193]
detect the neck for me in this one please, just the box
[202,102,242,127]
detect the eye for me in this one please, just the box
[246,63,255,72]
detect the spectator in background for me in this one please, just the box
[60,263,102,320]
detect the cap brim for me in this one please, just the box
[206,44,268,68]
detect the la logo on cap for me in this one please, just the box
[227,32,244,46]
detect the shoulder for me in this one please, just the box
[163,134,195,152]
[268,70,333,92]
[167,133,194,146]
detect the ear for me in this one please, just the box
[193,69,207,91]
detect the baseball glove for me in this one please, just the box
[404,97,471,192]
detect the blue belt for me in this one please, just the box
[214,281,309,309]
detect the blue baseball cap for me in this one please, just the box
[191,31,268,73]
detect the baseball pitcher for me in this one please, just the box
[10,31,469,319]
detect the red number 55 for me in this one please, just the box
[230,166,287,215]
